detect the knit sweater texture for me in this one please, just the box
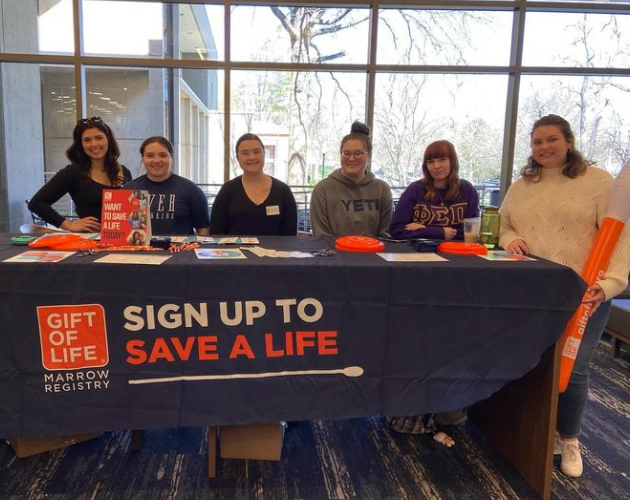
[499,165,630,299]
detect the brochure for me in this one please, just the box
[241,246,314,259]
[3,250,75,263]
[201,237,259,245]
[377,252,448,262]
[195,248,247,260]
[100,189,152,247]
[94,254,171,265]
[169,236,199,243]
[479,251,536,261]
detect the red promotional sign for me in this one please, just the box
[100,189,151,246]
[37,304,109,371]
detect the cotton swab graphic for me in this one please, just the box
[128,366,364,385]
[559,159,630,392]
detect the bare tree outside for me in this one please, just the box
[234,7,506,188]
[268,7,369,184]
[517,13,630,176]
[230,6,629,190]
[372,73,430,186]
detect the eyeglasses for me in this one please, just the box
[77,116,103,125]
[341,150,367,159]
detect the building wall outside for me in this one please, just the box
[0,1,45,231]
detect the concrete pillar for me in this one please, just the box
[0,1,45,232]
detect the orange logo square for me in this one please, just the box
[38,304,109,371]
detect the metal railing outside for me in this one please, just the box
[30,176,499,231]
[27,173,78,226]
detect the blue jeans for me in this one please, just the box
[557,300,612,438]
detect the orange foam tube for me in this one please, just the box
[558,217,625,392]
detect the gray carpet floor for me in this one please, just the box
[1,338,628,500]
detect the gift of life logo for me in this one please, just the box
[37,304,109,370]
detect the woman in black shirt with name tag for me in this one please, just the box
[209,133,297,236]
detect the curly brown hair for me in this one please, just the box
[67,117,123,186]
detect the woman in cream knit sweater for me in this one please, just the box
[500,114,630,478]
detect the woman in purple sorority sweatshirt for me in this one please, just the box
[387,140,480,445]
[389,140,480,240]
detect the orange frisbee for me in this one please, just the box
[335,236,385,253]
[437,241,488,255]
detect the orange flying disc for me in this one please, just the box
[437,241,488,255]
[335,236,385,253]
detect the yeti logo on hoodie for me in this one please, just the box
[340,199,381,212]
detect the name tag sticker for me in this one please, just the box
[266,205,280,216]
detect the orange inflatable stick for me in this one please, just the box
[558,218,625,392]
[559,159,630,392]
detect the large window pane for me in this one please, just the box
[82,1,163,57]
[178,69,224,186]
[0,63,75,230]
[0,0,73,55]
[82,1,223,61]
[516,75,630,176]
[231,70,366,186]
[231,6,369,64]
[180,4,223,61]
[523,13,630,68]
[373,73,508,193]
[86,66,223,187]
[377,9,512,66]
[86,66,168,174]
[42,66,77,174]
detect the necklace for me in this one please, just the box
[435,189,445,206]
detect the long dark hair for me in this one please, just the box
[521,114,592,181]
[420,140,460,201]
[340,121,372,154]
[66,117,123,185]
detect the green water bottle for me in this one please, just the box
[479,206,501,249]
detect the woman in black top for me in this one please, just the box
[209,133,297,235]
[28,117,132,232]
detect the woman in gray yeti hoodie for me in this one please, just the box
[310,122,393,237]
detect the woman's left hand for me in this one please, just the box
[443,227,457,240]
[582,284,606,316]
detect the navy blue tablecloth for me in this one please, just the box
[0,235,585,436]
